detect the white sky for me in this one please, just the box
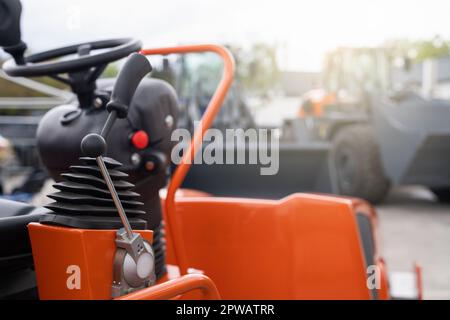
[16,0,450,71]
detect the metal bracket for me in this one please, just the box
[115,228,146,262]
[111,230,156,298]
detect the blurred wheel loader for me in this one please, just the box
[152,53,335,199]
[285,47,450,203]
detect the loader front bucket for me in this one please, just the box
[373,95,450,187]
[182,142,334,199]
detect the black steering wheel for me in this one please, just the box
[2,38,142,108]
[2,38,142,77]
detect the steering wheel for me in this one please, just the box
[2,38,142,77]
[2,38,142,108]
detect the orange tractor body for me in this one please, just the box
[161,191,389,299]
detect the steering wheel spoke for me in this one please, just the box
[88,64,108,83]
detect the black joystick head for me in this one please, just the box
[81,133,106,158]
[81,53,152,158]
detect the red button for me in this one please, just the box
[131,130,149,149]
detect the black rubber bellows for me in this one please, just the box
[41,157,147,230]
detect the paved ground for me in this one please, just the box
[377,186,450,299]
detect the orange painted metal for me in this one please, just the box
[415,263,423,300]
[376,257,390,300]
[159,189,211,267]
[140,45,235,275]
[28,222,153,300]
[161,192,388,299]
[299,90,337,118]
[116,274,220,300]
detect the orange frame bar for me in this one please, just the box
[140,45,235,275]
[116,274,221,300]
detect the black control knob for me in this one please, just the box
[81,133,106,158]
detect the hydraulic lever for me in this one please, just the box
[82,131,135,241]
[81,52,151,248]
[81,53,154,297]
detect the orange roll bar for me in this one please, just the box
[116,274,221,300]
[140,45,235,275]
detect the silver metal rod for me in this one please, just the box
[101,111,117,139]
[96,156,134,239]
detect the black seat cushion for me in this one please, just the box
[0,199,47,271]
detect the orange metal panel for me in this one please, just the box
[161,192,385,299]
[28,223,153,300]
[377,257,390,300]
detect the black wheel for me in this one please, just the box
[331,124,390,204]
[430,187,450,203]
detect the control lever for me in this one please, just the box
[81,53,153,297]
[81,52,151,242]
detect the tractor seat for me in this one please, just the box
[0,199,47,272]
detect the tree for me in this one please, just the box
[384,35,450,62]
[414,35,450,61]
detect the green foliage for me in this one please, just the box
[0,60,118,98]
[0,77,48,97]
[0,57,69,97]
[384,35,450,62]
[101,63,119,78]
[414,36,450,61]
[30,76,68,90]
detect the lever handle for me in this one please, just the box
[80,53,152,239]
[106,53,152,119]
[82,53,152,156]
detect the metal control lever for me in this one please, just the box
[80,52,152,244]
[81,53,154,297]
[97,155,134,239]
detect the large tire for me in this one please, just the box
[430,187,450,203]
[331,124,390,204]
